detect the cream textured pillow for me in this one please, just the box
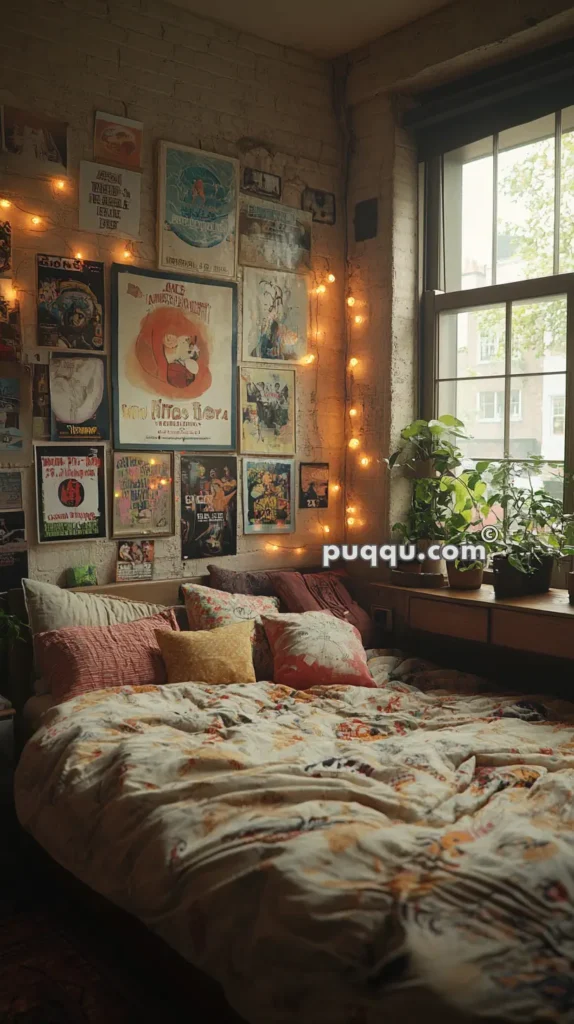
[22,578,166,635]
[156,620,256,685]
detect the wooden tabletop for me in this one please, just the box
[371,583,574,618]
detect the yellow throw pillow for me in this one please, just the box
[155,619,256,685]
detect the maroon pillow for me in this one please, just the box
[207,564,280,598]
[302,572,373,646]
[272,572,323,613]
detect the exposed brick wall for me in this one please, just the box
[0,0,346,586]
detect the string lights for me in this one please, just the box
[348,357,359,369]
[0,198,11,208]
[348,437,360,450]
[346,296,355,307]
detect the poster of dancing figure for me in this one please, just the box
[180,455,237,560]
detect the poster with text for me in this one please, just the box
[1,107,67,177]
[239,366,295,456]
[79,161,141,240]
[0,220,11,277]
[116,539,154,582]
[50,352,109,441]
[0,470,22,510]
[239,196,311,273]
[32,362,50,439]
[94,111,143,171]
[37,254,104,350]
[112,451,174,538]
[0,364,31,465]
[242,458,294,534]
[0,279,22,361]
[0,510,27,593]
[242,266,308,362]
[181,454,237,560]
[35,444,106,543]
[158,142,238,279]
[299,462,329,508]
[112,264,237,450]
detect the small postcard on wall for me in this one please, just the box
[116,539,154,582]
[79,161,141,240]
[242,167,281,201]
[299,462,329,508]
[94,111,143,171]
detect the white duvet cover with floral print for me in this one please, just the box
[15,652,574,1023]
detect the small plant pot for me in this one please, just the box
[396,559,421,574]
[492,554,554,599]
[417,538,446,575]
[447,562,484,590]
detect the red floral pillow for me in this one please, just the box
[261,611,375,691]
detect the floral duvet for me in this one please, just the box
[15,652,574,1023]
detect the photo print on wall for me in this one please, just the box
[49,352,109,441]
[239,366,295,456]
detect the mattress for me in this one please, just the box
[15,651,574,1023]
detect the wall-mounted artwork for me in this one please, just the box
[116,539,154,582]
[1,106,67,177]
[0,509,27,593]
[49,352,109,441]
[35,444,107,543]
[302,187,336,226]
[112,264,237,450]
[242,458,294,534]
[37,255,104,351]
[242,267,308,363]
[0,470,22,510]
[0,363,31,465]
[112,451,174,539]
[0,280,22,362]
[79,161,141,239]
[158,142,239,280]
[299,462,329,508]
[32,361,50,440]
[239,197,311,273]
[239,366,295,456]
[242,167,281,201]
[181,454,237,560]
[0,220,11,277]
[94,111,143,171]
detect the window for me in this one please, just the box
[479,334,497,361]
[477,389,522,422]
[551,394,565,435]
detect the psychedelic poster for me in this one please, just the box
[242,267,308,362]
[0,220,11,277]
[0,510,27,593]
[239,366,295,456]
[299,462,329,508]
[0,365,31,464]
[112,265,237,450]
[35,445,106,543]
[116,539,154,582]
[238,196,311,273]
[242,458,294,534]
[79,161,141,240]
[0,471,22,510]
[37,254,104,350]
[49,353,109,441]
[0,280,22,361]
[181,455,237,560]
[112,451,174,538]
[1,107,67,177]
[94,111,143,171]
[158,142,239,279]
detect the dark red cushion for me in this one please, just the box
[207,564,280,598]
[302,572,373,646]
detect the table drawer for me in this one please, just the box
[409,597,489,642]
[492,609,574,658]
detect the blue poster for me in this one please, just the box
[158,142,238,280]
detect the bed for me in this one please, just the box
[14,649,574,1024]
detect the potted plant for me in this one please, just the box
[387,415,469,479]
[440,469,496,590]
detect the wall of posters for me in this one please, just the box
[49,353,109,441]
[181,455,237,560]
[0,280,22,361]
[94,111,143,171]
[79,161,141,239]
[243,458,294,534]
[1,107,67,177]
[116,539,154,582]
[239,196,311,273]
[239,366,295,456]
[112,265,237,450]
[112,451,174,538]
[0,470,22,510]
[35,444,106,543]
[37,254,104,350]
[158,142,239,280]
[32,362,50,439]
[299,462,329,508]
[0,220,11,277]
[0,509,27,593]
[0,364,31,465]
[242,267,308,362]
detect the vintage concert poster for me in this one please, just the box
[0,470,22,510]
[239,365,295,456]
[242,458,294,534]
[238,196,311,274]
[242,266,308,362]
[112,451,174,539]
[112,265,237,450]
[299,462,329,508]
[35,444,106,543]
[181,454,237,560]
[0,279,22,361]
[49,352,109,441]
[37,254,104,350]
[1,107,68,178]
[0,363,31,466]
[158,142,239,280]
[79,161,141,240]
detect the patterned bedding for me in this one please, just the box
[15,652,574,1023]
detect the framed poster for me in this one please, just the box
[94,111,143,171]
[0,509,27,593]
[242,267,308,363]
[181,455,237,560]
[112,264,237,450]
[116,539,154,582]
[37,254,104,350]
[239,366,295,456]
[0,363,31,466]
[79,161,141,240]
[242,167,281,201]
[238,196,311,273]
[0,280,22,362]
[112,451,174,538]
[0,220,11,277]
[50,353,109,441]
[301,187,336,225]
[242,458,294,534]
[35,444,107,543]
[32,361,50,440]
[158,141,239,280]
[299,462,329,508]
[0,470,22,510]
[1,107,67,177]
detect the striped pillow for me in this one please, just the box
[34,610,180,704]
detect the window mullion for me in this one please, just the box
[554,109,561,277]
[491,133,499,286]
[564,290,574,513]
[503,300,512,456]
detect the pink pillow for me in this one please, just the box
[261,611,375,691]
[181,583,279,680]
[34,610,180,704]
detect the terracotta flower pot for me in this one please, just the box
[447,562,484,591]
[492,554,553,599]
[417,538,446,575]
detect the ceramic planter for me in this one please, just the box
[447,562,484,591]
[417,538,446,575]
[492,554,554,599]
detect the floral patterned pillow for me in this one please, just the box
[181,583,280,681]
[261,611,375,690]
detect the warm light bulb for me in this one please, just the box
[358,520,365,527]
[31,216,41,226]
[346,517,356,526]
[0,198,11,208]
[159,478,167,485]
[327,273,336,283]
[301,353,315,364]
[331,483,340,494]
[322,525,330,534]
[149,459,156,465]
[295,547,304,554]
[348,357,359,369]
[266,543,279,551]
[349,407,357,417]
[348,438,360,449]
[354,314,364,325]
[316,283,326,295]
[75,252,83,260]
[346,506,356,514]
[359,456,371,467]
[114,491,121,498]
[122,248,131,259]
[347,296,355,307]
[55,179,66,191]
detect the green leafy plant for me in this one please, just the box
[387,414,468,475]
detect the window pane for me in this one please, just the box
[497,114,555,283]
[443,139,493,291]
[508,374,566,460]
[437,378,504,458]
[511,295,566,374]
[438,304,505,379]
[560,105,574,273]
